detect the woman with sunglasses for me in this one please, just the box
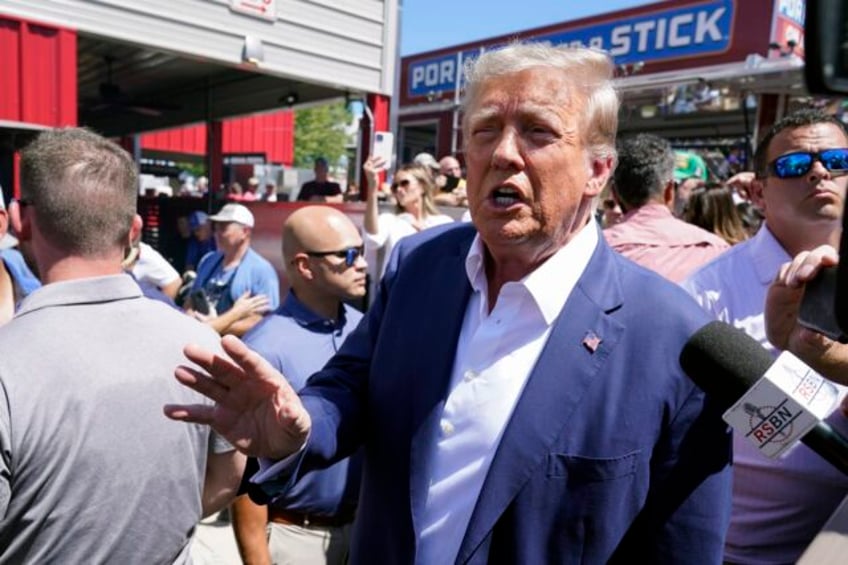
[363,155,454,281]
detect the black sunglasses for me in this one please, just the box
[305,245,365,267]
[391,179,412,191]
[768,148,848,179]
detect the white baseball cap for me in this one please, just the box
[208,203,255,228]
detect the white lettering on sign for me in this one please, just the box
[230,0,277,22]
[695,8,725,43]
[411,59,457,90]
[608,7,725,56]
[668,13,694,47]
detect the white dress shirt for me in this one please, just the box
[416,220,599,564]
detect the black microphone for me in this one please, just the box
[680,320,848,476]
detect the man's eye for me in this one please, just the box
[472,126,496,137]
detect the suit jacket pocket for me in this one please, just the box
[546,451,640,482]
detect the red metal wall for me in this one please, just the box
[140,110,295,165]
[0,15,77,127]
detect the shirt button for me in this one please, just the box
[440,420,455,436]
[463,370,477,382]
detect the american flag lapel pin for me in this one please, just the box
[581,330,602,353]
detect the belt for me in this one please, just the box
[267,507,354,529]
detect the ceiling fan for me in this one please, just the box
[84,56,178,117]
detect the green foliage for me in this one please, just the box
[294,101,352,168]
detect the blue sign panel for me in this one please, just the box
[408,49,480,98]
[406,0,734,98]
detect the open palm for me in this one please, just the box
[164,335,311,459]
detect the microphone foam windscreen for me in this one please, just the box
[679,321,774,405]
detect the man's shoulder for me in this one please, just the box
[243,310,297,347]
[243,247,277,272]
[684,237,754,289]
[599,240,703,303]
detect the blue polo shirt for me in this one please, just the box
[242,290,363,516]
[191,248,279,314]
[1,249,41,302]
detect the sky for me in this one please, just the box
[401,0,657,55]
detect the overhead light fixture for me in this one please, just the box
[280,92,299,107]
[242,35,264,65]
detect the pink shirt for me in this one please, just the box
[603,202,729,282]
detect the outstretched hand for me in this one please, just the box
[765,245,848,385]
[164,335,311,459]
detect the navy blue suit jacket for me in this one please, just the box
[266,223,732,564]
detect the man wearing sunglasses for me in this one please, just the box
[683,108,848,564]
[230,205,366,565]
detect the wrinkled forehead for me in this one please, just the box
[463,68,582,125]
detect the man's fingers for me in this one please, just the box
[220,335,296,397]
[163,403,218,424]
[183,342,247,390]
[175,365,232,404]
[785,245,839,286]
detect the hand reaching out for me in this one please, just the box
[363,155,387,192]
[765,245,848,385]
[164,335,311,460]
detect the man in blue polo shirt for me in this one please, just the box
[189,203,279,336]
[230,205,367,565]
[0,190,40,324]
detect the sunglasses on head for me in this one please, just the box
[305,245,365,267]
[767,148,848,179]
[391,178,412,191]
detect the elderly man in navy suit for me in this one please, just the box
[166,42,732,564]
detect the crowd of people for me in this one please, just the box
[0,41,847,565]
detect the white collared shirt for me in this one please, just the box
[416,221,599,564]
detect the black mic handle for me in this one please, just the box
[801,422,848,476]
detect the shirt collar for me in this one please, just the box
[750,223,792,285]
[620,201,673,221]
[464,219,599,325]
[280,290,346,331]
[17,274,142,317]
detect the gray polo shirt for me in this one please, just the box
[0,274,228,564]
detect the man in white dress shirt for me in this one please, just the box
[166,43,732,564]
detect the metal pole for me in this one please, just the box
[450,50,463,156]
[388,0,402,160]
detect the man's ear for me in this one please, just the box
[749,178,766,210]
[291,254,314,280]
[9,200,29,241]
[663,180,676,208]
[128,214,143,247]
[586,156,615,197]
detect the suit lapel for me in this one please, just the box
[455,241,625,564]
[408,233,474,538]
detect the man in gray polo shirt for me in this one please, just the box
[0,128,245,564]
